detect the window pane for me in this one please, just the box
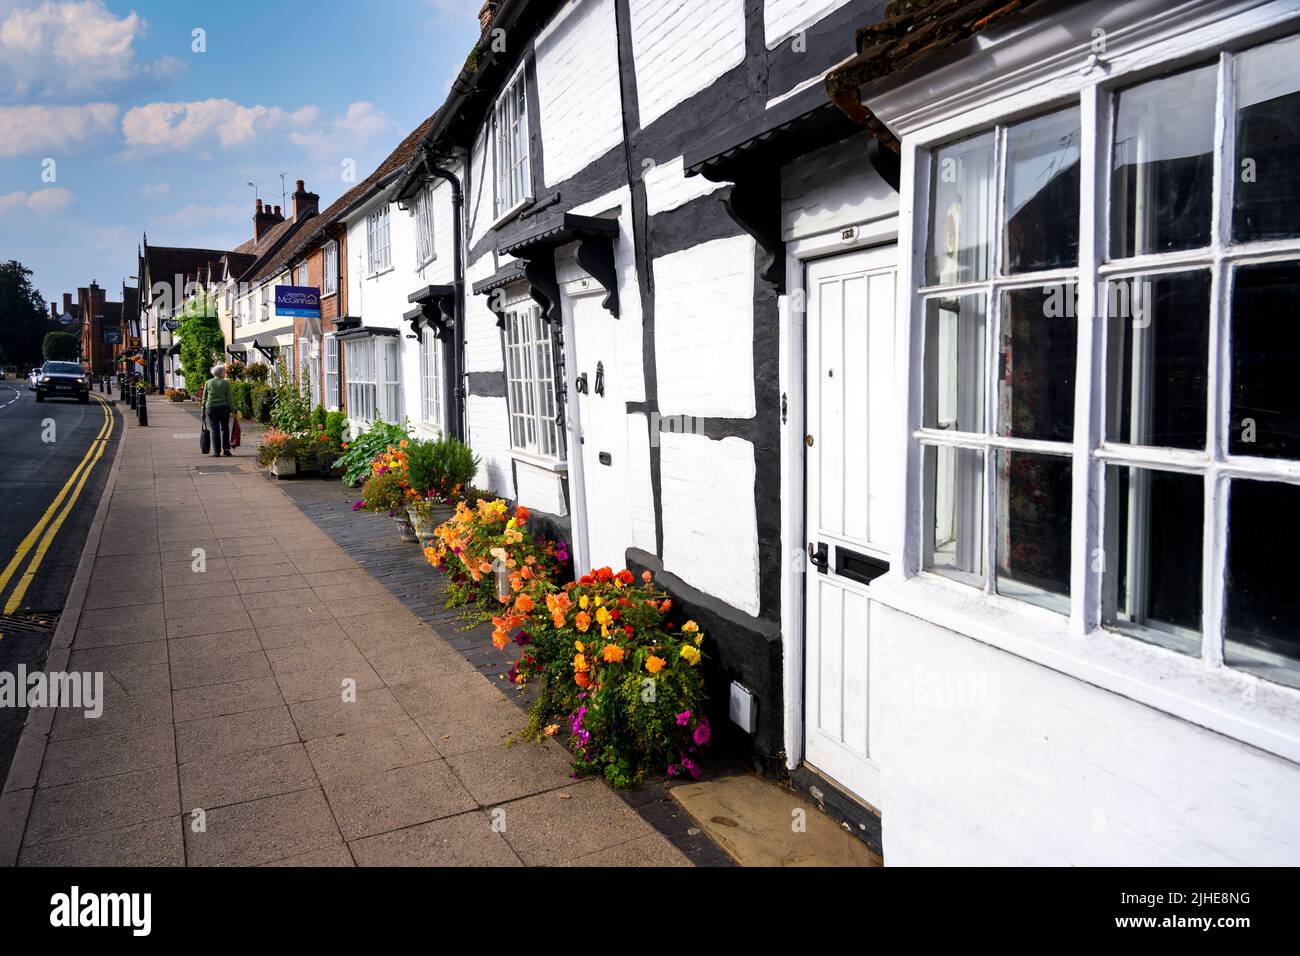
[1106,270,1210,449]
[1004,108,1081,274]
[1230,261,1300,458]
[1110,65,1216,258]
[1234,33,1300,241]
[995,450,1071,612]
[997,284,1077,442]
[1104,465,1203,654]
[926,131,995,285]
[923,293,986,434]
[1225,479,1300,689]
[924,444,985,586]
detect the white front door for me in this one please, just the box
[569,288,631,571]
[803,246,897,809]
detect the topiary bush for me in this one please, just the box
[406,435,480,500]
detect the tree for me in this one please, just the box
[176,292,223,392]
[0,260,53,368]
[42,330,79,361]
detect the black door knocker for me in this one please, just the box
[594,361,605,397]
[575,372,588,394]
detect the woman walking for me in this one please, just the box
[203,363,233,457]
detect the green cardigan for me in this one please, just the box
[203,377,231,409]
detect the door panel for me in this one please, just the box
[571,292,631,571]
[804,246,896,809]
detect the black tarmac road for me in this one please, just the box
[0,378,120,788]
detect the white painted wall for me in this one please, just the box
[874,602,1300,865]
[535,0,624,187]
[464,252,506,375]
[653,233,755,418]
[515,459,567,517]
[644,155,727,215]
[467,393,515,498]
[781,133,898,242]
[629,0,746,126]
[627,411,658,554]
[764,0,852,48]
[660,432,760,615]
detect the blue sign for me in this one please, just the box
[275,285,321,318]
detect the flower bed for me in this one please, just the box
[424,500,564,610]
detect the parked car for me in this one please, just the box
[27,368,41,390]
[34,361,91,403]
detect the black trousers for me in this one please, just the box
[207,405,231,454]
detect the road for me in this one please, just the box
[0,378,120,788]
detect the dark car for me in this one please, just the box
[35,361,91,403]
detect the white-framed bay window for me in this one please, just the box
[908,28,1300,690]
[493,66,532,218]
[366,205,391,276]
[324,335,339,411]
[503,303,560,459]
[419,329,443,431]
[414,186,436,267]
[322,240,338,296]
[344,335,401,424]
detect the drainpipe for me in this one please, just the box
[418,147,467,443]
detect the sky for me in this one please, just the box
[0,0,481,308]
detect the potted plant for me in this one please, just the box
[257,427,300,478]
[353,444,418,540]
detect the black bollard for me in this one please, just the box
[128,386,136,409]
[137,389,148,426]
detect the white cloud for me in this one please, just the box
[0,102,117,157]
[0,0,182,101]
[121,99,320,153]
[0,186,73,215]
[141,181,170,198]
[288,101,397,160]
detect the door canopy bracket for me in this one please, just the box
[498,212,620,321]
[470,261,527,329]
[405,284,456,342]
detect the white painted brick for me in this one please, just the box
[536,0,624,187]
[644,155,726,216]
[630,0,746,127]
[627,412,657,553]
[875,604,1300,865]
[515,459,567,517]
[781,134,898,242]
[467,394,515,499]
[653,234,755,419]
[764,0,852,48]
[660,432,760,615]
[465,252,505,374]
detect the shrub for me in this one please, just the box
[250,383,273,423]
[333,419,411,486]
[310,404,327,431]
[176,296,222,393]
[496,567,709,788]
[42,330,78,360]
[406,436,479,500]
[424,500,563,611]
[226,360,247,381]
[270,366,311,433]
[230,380,253,417]
[245,362,270,383]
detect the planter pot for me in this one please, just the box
[393,512,418,543]
[408,503,453,545]
[269,455,298,479]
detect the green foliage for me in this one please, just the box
[250,383,273,423]
[310,404,327,431]
[333,418,411,486]
[324,410,347,449]
[226,360,247,381]
[230,380,253,417]
[269,365,311,433]
[42,330,78,361]
[358,467,411,514]
[406,436,480,500]
[245,362,270,384]
[177,294,223,392]
[1,261,52,368]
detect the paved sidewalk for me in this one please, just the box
[0,400,690,866]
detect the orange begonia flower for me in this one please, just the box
[645,655,666,674]
[602,644,625,663]
[575,671,591,688]
[575,611,591,633]
[515,593,535,614]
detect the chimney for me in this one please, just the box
[254,196,284,242]
[50,302,58,320]
[62,292,72,314]
[291,179,319,220]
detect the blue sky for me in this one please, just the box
[0,0,481,307]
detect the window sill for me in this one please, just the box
[491,196,534,232]
[321,291,337,299]
[866,572,1300,766]
[510,449,567,474]
[366,267,394,281]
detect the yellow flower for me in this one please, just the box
[680,645,701,665]
[578,595,589,610]
[574,640,585,653]
[573,653,589,673]
[645,655,666,674]
[543,723,560,737]
[682,620,699,634]
[595,607,611,626]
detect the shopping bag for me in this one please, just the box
[231,413,242,450]
[200,411,211,455]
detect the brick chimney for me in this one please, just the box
[50,302,58,320]
[62,292,73,315]
[254,197,284,242]
[291,179,319,220]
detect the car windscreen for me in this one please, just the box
[43,363,85,375]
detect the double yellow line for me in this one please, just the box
[0,395,114,620]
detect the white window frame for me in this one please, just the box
[895,21,1300,705]
[344,335,401,424]
[324,335,340,411]
[493,65,532,219]
[413,186,437,268]
[503,302,560,460]
[322,240,338,297]
[295,262,308,287]
[419,328,443,432]
[366,205,392,276]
